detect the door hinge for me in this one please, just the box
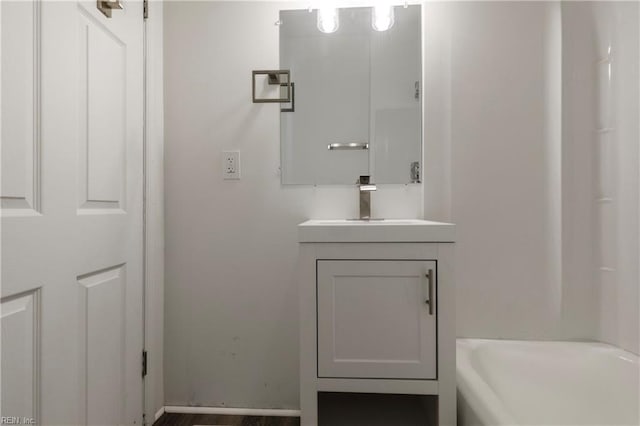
[143,0,148,20]
[142,350,148,377]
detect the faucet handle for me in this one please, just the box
[357,175,371,185]
[358,175,376,192]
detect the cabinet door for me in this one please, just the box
[317,260,437,379]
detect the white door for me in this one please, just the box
[1,0,144,424]
[317,260,437,379]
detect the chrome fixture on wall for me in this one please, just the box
[251,70,293,105]
[357,175,377,220]
[328,142,369,151]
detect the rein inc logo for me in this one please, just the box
[1,418,35,425]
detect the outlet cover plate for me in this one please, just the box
[223,151,240,180]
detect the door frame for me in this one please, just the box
[142,0,164,424]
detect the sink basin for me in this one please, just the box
[298,219,455,243]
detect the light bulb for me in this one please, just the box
[372,5,394,32]
[317,7,339,33]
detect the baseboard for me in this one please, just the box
[163,405,301,417]
[154,406,166,422]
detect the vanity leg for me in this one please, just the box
[300,388,318,426]
[300,244,318,425]
[438,390,456,426]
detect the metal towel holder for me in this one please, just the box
[252,70,295,112]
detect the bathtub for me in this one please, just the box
[457,339,640,426]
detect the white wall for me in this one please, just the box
[445,1,590,340]
[559,0,600,348]
[442,1,638,350]
[163,1,422,409]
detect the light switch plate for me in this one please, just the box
[223,151,240,180]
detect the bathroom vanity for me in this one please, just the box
[298,219,456,425]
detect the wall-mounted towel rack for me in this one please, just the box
[252,70,292,104]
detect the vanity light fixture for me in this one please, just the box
[372,5,394,31]
[317,7,339,33]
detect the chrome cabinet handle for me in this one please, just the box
[97,0,123,18]
[425,269,434,315]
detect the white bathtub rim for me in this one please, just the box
[456,338,640,426]
[457,339,519,425]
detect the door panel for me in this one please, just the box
[1,0,144,424]
[78,8,127,210]
[317,260,437,379]
[0,290,40,422]
[78,265,126,425]
[332,275,422,360]
[0,0,40,214]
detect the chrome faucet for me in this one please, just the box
[357,175,377,220]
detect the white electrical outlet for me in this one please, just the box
[222,151,240,180]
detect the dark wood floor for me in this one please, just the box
[153,413,300,426]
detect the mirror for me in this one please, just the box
[279,5,422,185]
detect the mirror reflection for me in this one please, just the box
[279,5,422,185]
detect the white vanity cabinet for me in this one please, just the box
[298,220,456,426]
[317,260,437,380]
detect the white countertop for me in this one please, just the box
[298,219,455,243]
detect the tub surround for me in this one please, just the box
[298,220,455,425]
